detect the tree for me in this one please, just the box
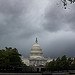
[0,47,26,73]
[61,0,75,9]
[67,57,73,70]
[45,55,75,71]
[55,57,61,71]
[71,58,75,70]
[60,55,68,70]
[45,59,56,71]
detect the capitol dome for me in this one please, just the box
[22,38,52,67]
[30,38,44,59]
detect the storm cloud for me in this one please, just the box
[0,0,75,58]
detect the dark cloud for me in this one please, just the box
[37,30,75,58]
[0,0,75,58]
[43,32,75,58]
[43,1,75,32]
[0,0,36,37]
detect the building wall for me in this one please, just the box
[29,60,47,66]
[22,57,53,66]
[22,57,29,66]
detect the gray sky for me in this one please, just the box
[0,0,75,58]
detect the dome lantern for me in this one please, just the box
[35,37,38,43]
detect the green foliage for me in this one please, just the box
[0,47,26,73]
[55,57,61,71]
[60,55,68,70]
[71,58,75,69]
[45,55,75,71]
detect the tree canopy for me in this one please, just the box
[0,47,26,73]
[45,55,75,71]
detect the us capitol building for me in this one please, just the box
[22,38,52,71]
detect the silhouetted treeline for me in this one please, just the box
[45,55,75,71]
[0,47,26,73]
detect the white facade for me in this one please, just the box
[22,56,29,66]
[22,38,52,66]
[30,38,43,59]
